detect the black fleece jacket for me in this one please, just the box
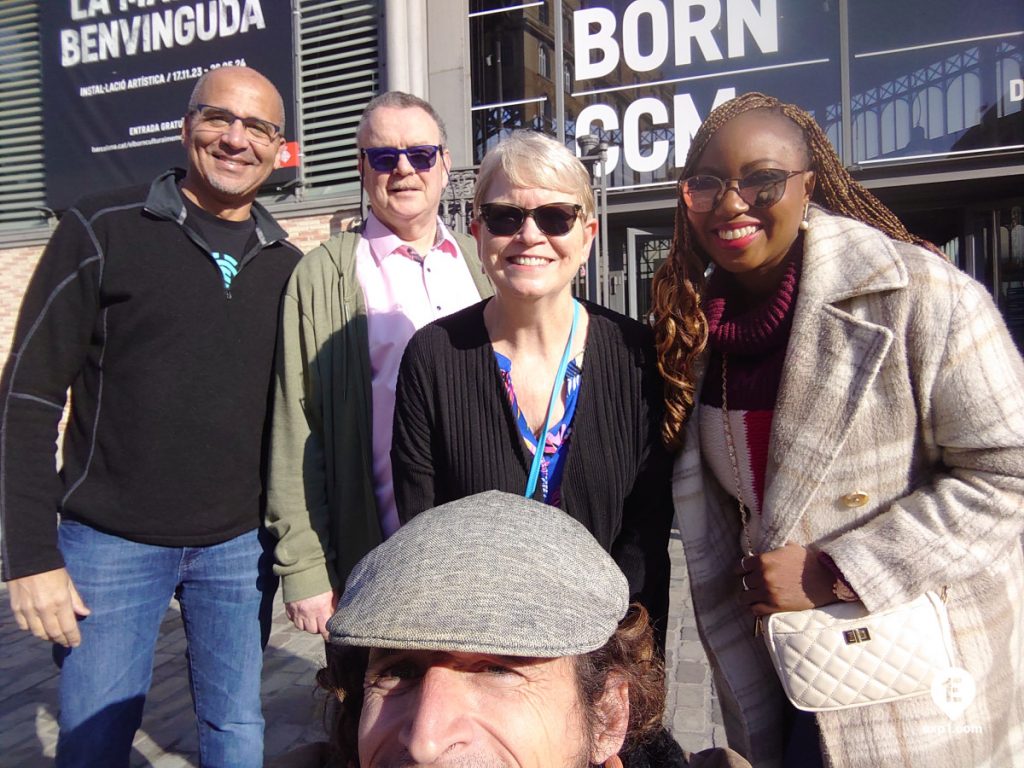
[0,169,302,581]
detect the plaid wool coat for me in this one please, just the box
[673,206,1024,768]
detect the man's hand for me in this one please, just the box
[736,542,836,616]
[285,590,337,638]
[8,567,90,648]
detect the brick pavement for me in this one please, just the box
[665,530,728,752]
[0,530,722,766]
[0,580,326,768]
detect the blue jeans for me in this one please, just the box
[54,521,276,768]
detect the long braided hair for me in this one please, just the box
[651,92,933,450]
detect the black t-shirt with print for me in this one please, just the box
[182,195,257,293]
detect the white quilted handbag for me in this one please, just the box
[763,591,955,711]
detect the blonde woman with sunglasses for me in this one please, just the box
[391,130,673,650]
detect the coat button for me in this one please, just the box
[840,491,869,508]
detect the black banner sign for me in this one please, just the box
[40,1,296,211]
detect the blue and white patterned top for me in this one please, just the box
[494,351,584,505]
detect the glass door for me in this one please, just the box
[997,203,1024,349]
[963,211,994,292]
[963,203,1024,350]
[626,227,673,321]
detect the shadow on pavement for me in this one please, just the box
[0,584,329,768]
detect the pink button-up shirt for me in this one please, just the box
[356,212,482,537]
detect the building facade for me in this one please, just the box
[469,1,1024,341]
[3,1,1022,348]
[3,1,1020,750]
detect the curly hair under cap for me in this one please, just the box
[575,604,666,757]
[314,605,664,766]
[650,91,934,450]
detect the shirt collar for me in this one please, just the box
[144,168,289,245]
[364,211,459,265]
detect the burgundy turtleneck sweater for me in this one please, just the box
[699,252,835,762]
[698,254,801,543]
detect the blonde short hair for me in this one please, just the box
[473,131,595,220]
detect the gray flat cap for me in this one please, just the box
[326,490,629,657]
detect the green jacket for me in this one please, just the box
[265,227,491,602]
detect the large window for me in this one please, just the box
[468,0,1023,186]
[850,0,1023,164]
[469,1,561,160]
[470,0,842,189]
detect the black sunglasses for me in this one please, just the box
[477,203,583,237]
[679,169,806,213]
[361,145,442,172]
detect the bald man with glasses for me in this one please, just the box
[1,66,301,767]
[265,92,492,638]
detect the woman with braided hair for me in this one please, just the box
[652,92,1024,767]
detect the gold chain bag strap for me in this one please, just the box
[720,354,955,711]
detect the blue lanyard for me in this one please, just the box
[525,299,580,499]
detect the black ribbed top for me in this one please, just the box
[392,298,673,634]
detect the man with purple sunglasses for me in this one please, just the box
[265,92,492,638]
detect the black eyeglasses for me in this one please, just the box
[477,203,583,237]
[361,145,442,172]
[679,169,806,213]
[191,104,281,146]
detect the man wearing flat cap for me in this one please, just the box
[275,491,749,768]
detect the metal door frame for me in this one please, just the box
[626,226,674,320]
